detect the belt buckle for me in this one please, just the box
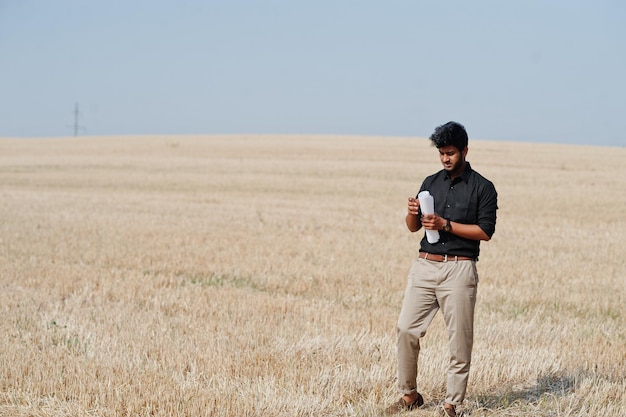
[443,254,448,263]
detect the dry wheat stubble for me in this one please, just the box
[0,135,624,416]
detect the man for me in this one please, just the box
[386,122,498,416]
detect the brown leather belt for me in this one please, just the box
[419,252,475,262]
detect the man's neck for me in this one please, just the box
[448,161,467,179]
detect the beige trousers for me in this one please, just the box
[396,257,478,406]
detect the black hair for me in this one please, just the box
[429,121,468,151]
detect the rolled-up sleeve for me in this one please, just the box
[477,180,498,238]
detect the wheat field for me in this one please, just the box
[0,134,624,417]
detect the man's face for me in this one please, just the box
[438,145,467,176]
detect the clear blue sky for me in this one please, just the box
[1,1,624,146]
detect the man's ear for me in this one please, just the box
[462,146,469,158]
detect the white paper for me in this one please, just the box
[417,191,440,243]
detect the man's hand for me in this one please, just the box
[407,197,420,216]
[406,197,422,232]
[420,214,445,230]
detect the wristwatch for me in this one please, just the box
[442,219,451,232]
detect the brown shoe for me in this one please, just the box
[384,393,424,414]
[439,403,457,417]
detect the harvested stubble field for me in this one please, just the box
[0,134,624,417]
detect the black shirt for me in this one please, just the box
[417,162,498,259]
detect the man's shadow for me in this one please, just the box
[469,371,576,412]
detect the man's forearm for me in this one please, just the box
[406,213,422,232]
[449,221,490,241]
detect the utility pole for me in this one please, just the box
[71,102,85,136]
[74,102,80,136]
